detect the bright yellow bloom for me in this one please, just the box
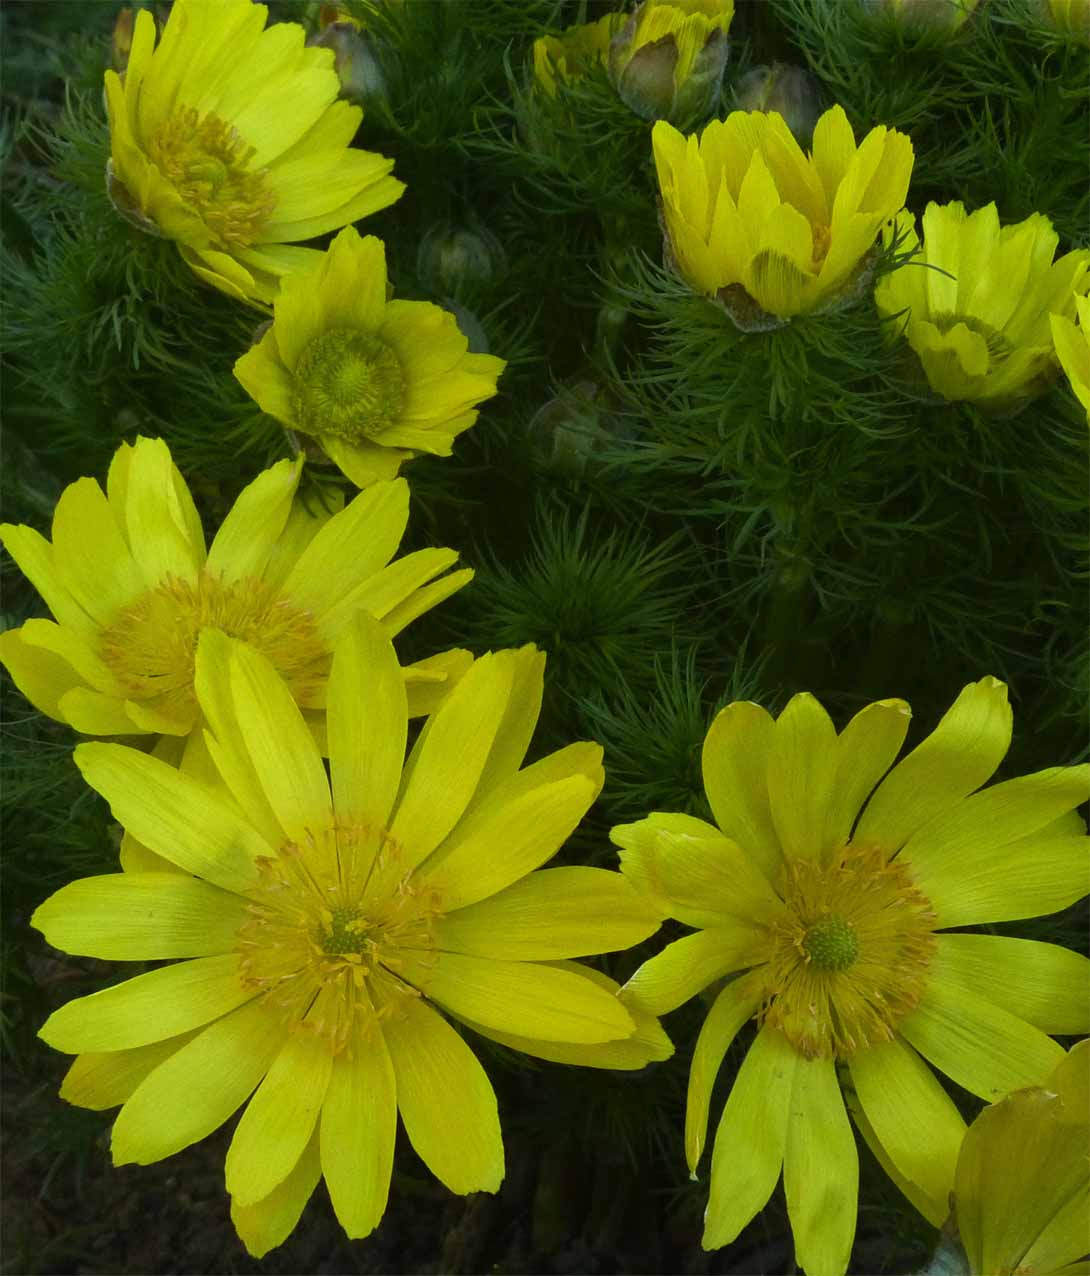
[1044,0,1090,43]
[0,437,471,741]
[615,678,1089,1276]
[653,105,913,324]
[532,12,626,96]
[876,202,1090,408]
[953,1040,1089,1276]
[234,228,506,488]
[608,0,734,122]
[104,0,404,303]
[1051,294,1090,420]
[32,622,667,1256]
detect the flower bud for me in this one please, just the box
[608,0,734,125]
[731,64,822,148]
[859,0,981,34]
[417,223,507,300]
[308,21,387,106]
[112,7,135,73]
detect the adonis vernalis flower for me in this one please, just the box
[653,104,913,326]
[234,228,506,487]
[952,1039,1089,1276]
[1051,294,1090,420]
[0,437,471,740]
[614,678,1089,1275]
[876,201,1090,408]
[104,0,403,302]
[532,12,626,96]
[33,622,666,1255]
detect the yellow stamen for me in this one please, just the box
[98,572,328,718]
[146,106,276,248]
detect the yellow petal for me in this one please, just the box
[319,1023,397,1239]
[900,979,1064,1101]
[112,998,283,1165]
[854,676,1011,855]
[225,1007,334,1206]
[60,1032,198,1111]
[232,1129,322,1259]
[40,954,254,1054]
[847,1036,964,1227]
[0,522,91,632]
[469,646,546,798]
[824,699,912,849]
[339,548,461,633]
[73,742,265,892]
[376,988,504,1195]
[0,625,87,722]
[379,566,474,639]
[783,1055,858,1276]
[119,436,204,586]
[434,867,660,959]
[932,934,1090,1035]
[204,457,302,582]
[31,873,245,961]
[703,1024,798,1250]
[767,692,839,860]
[685,980,761,1173]
[50,476,146,625]
[701,701,782,879]
[622,924,764,1017]
[320,436,407,489]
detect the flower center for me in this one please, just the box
[292,329,406,444]
[146,106,276,248]
[934,313,1014,363]
[98,572,328,724]
[752,844,937,1059]
[237,825,443,1053]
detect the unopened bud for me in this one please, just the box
[609,0,734,125]
[308,22,387,105]
[112,8,135,73]
[859,0,981,34]
[417,224,506,301]
[732,64,822,148]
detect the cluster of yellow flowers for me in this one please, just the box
[3,1,1088,1273]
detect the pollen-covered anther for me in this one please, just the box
[756,844,937,1059]
[236,824,443,1053]
[98,572,328,716]
[146,106,276,248]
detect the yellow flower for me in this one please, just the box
[32,622,667,1256]
[1051,294,1090,420]
[653,105,913,324]
[614,678,1089,1276]
[953,1040,1089,1276]
[234,228,506,488]
[104,0,404,303]
[0,437,472,741]
[875,202,1090,408]
[608,0,734,123]
[1043,0,1090,43]
[532,12,626,96]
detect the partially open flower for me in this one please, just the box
[732,63,822,148]
[860,0,981,34]
[608,0,734,124]
[234,228,506,487]
[876,201,1090,409]
[532,13,626,97]
[104,0,403,303]
[653,104,913,326]
[1051,293,1090,421]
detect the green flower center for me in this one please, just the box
[320,906,373,957]
[803,914,859,971]
[292,328,406,444]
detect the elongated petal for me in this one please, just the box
[435,867,660,960]
[0,626,87,722]
[205,458,302,582]
[327,613,407,833]
[784,1056,858,1276]
[0,522,92,633]
[613,813,782,929]
[703,1024,798,1250]
[415,774,599,912]
[685,980,761,1173]
[50,477,146,625]
[32,873,246,960]
[40,954,254,1053]
[112,999,283,1165]
[232,1129,322,1260]
[320,1024,397,1240]
[225,1011,334,1207]
[377,988,503,1195]
[120,437,204,586]
[471,646,546,799]
[824,699,911,849]
[900,979,1064,1101]
[60,1033,198,1111]
[702,702,782,879]
[623,925,764,1017]
[847,1036,964,1227]
[932,934,1090,1034]
[856,677,1011,855]
[73,742,266,893]
[767,693,839,860]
